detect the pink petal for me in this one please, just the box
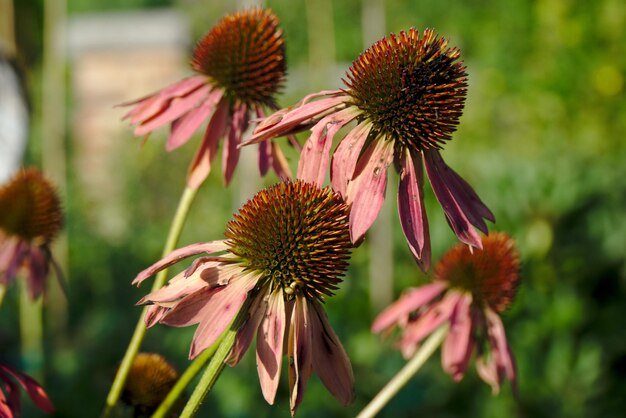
[26,246,48,300]
[222,103,248,185]
[188,273,258,359]
[132,240,228,286]
[4,239,27,285]
[256,290,287,405]
[133,84,212,136]
[441,293,473,381]
[310,300,354,405]
[187,100,230,190]
[256,107,271,176]
[371,282,447,333]
[288,295,313,416]
[297,107,359,186]
[397,150,431,271]
[348,139,395,242]
[0,364,54,414]
[330,122,372,198]
[0,371,22,416]
[144,305,168,327]
[136,269,208,306]
[484,307,517,394]
[167,88,224,151]
[424,150,494,248]
[226,287,269,367]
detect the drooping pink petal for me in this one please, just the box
[288,295,313,417]
[222,103,248,185]
[330,122,372,198]
[424,150,494,248]
[297,107,359,187]
[134,84,212,136]
[136,269,208,306]
[187,99,230,190]
[270,141,292,180]
[348,139,395,242]
[0,364,54,414]
[166,87,224,151]
[26,246,48,300]
[226,287,269,367]
[144,305,168,328]
[132,240,228,286]
[484,307,517,394]
[441,293,473,381]
[310,300,355,405]
[371,282,447,333]
[0,372,21,417]
[159,287,216,327]
[4,240,27,285]
[257,290,287,405]
[246,95,347,145]
[397,150,431,271]
[188,273,258,359]
[258,140,271,176]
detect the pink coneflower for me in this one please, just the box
[0,362,54,417]
[247,28,494,270]
[134,181,354,415]
[121,8,291,188]
[0,168,63,300]
[372,233,520,394]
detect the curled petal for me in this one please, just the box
[371,282,447,333]
[288,295,313,416]
[397,150,431,271]
[330,122,372,198]
[132,240,228,286]
[348,139,395,242]
[310,300,354,405]
[256,290,287,405]
[441,293,473,381]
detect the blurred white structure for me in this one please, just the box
[0,56,28,183]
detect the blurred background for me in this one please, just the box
[1,0,625,416]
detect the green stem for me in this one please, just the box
[179,299,252,418]
[356,325,448,418]
[101,186,198,418]
[19,280,44,381]
[151,334,224,418]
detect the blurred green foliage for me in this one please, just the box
[2,0,625,417]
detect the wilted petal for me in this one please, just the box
[348,139,395,242]
[4,240,27,285]
[132,240,228,286]
[484,307,517,394]
[222,103,248,185]
[137,268,208,306]
[288,295,313,416]
[26,246,48,300]
[441,293,473,381]
[397,150,431,271]
[310,300,354,405]
[256,290,287,405]
[0,364,54,414]
[371,282,447,333]
[330,122,372,197]
[297,107,359,186]
[226,287,268,367]
[167,87,224,151]
[144,305,168,327]
[187,99,230,190]
[188,273,258,359]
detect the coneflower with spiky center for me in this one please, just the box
[246,28,494,271]
[0,168,63,300]
[120,8,291,188]
[372,233,520,394]
[134,180,354,416]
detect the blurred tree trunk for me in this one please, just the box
[305,0,336,89]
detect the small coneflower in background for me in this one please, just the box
[372,233,520,394]
[120,8,291,188]
[0,362,54,417]
[246,28,494,270]
[134,181,354,415]
[120,353,181,417]
[0,168,63,300]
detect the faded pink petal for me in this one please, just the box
[397,150,431,271]
[258,140,271,176]
[144,305,168,328]
[371,282,447,333]
[167,88,224,151]
[222,103,248,185]
[441,293,473,381]
[310,300,354,405]
[256,290,287,405]
[188,273,258,358]
[330,122,372,198]
[484,307,517,394]
[227,287,269,367]
[297,107,359,186]
[288,295,313,417]
[26,246,48,300]
[0,364,54,414]
[348,139,395,242]
[187,99,230,190]
[136,269,208,306]
[132,240,228,286]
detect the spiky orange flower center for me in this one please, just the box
[191,8,286,108]
[434,233,520,312]
[225,181,352,301]
[0,168,63,243]
[344,28,467,151]
[121,353,179,413]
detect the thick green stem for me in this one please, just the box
[150,335,223,418]
[101,186,197,418]
[356,325,448,418]
[19,280,44,381]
